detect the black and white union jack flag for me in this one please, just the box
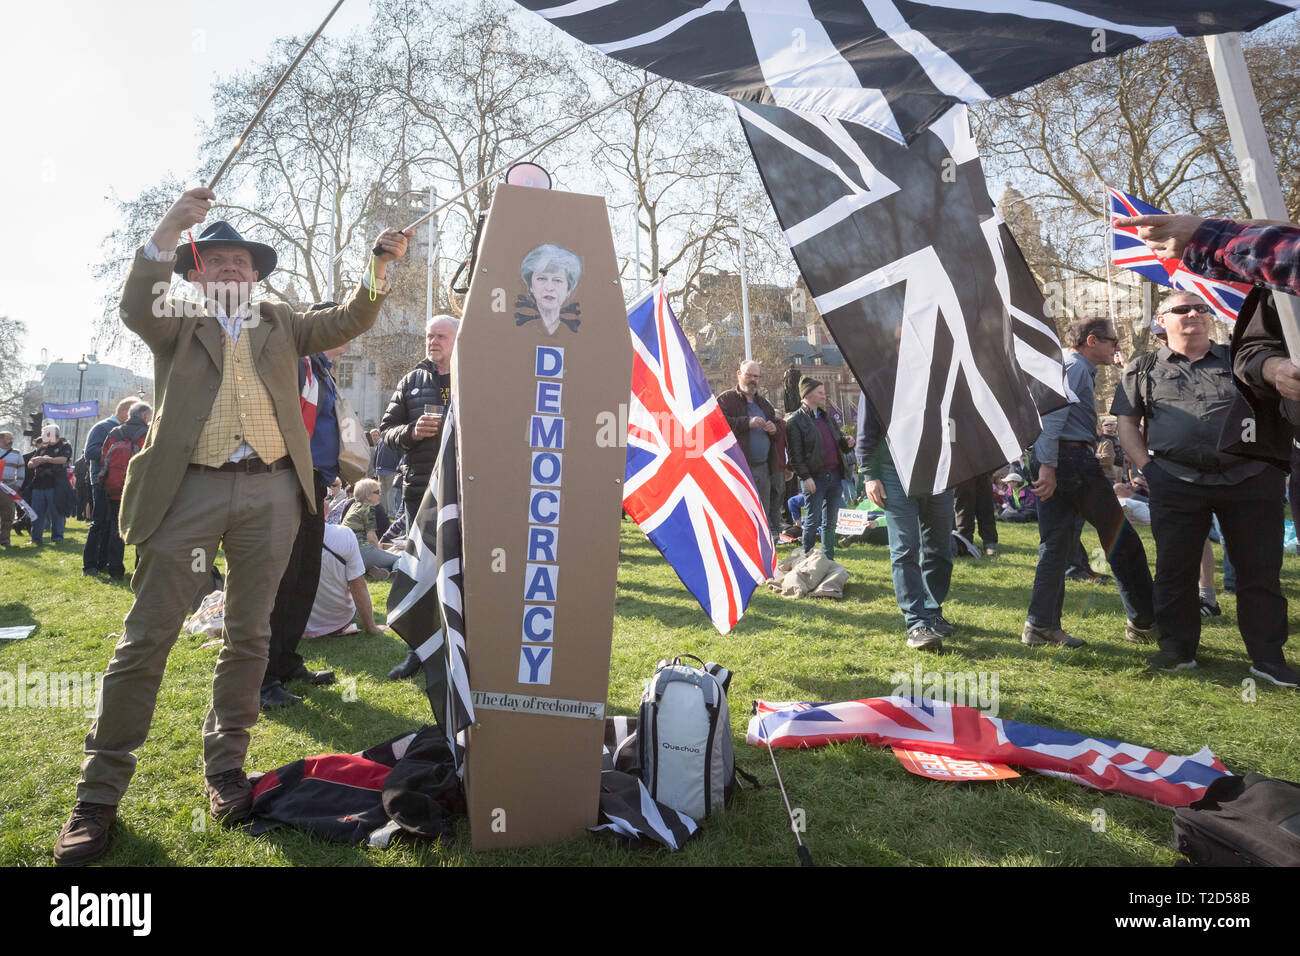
[385,405,473,772]
[998,221,1077,417]
[739,100,1065,494]
[518,0,1299,144]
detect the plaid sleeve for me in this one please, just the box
[1183,218,1300,296]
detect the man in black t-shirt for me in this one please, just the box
[27,425,72,546]
[1112,291,1295,688]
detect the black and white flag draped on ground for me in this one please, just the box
[593,716,699,849]
[517,1,1299,145]
[738,99,1066,493]
[385,405,473,773]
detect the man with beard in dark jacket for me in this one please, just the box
[716,360,787,545]
[380,313,457,680]
[99,402,152,580]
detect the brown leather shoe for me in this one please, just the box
[205,769,253,824]
[54,801,117,866]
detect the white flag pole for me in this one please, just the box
[634,205,643,298]
[1101,180,1117,329]
[738,190,752,361]
[327,233,336,302]
[208,0,347,190]
[1203,33,1300,362]
[426,186,436,326]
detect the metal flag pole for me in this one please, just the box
[370,78,662,255]
[634,206,643,298]
[327,233,337,301]
[208,0,346,191]
[426,186,437,325]
[758,717,813,866]
[184,0,345,273]
[1203,32,1300,362]
[738,191,752,361]
[1100,180,1118,329]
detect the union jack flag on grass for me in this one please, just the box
[623,283,776,634]
[1109,186,1252,324]
[749,697,1229,808]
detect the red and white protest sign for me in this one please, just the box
[891,746,1020,782]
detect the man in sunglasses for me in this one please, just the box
[1024,318,1156,650]
[1111,291,1297,687]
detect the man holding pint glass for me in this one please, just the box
[379,313,458,679]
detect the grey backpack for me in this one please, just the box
[638,655,735,821]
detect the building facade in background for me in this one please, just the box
[687,272,857,422]
[21,356,153,455]
[332,180,433,428]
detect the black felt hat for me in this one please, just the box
[173,220,277,279]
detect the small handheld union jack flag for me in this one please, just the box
[1109,186,1252,324]
[623,281,776,634]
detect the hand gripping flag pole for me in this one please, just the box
[187,0,347,269]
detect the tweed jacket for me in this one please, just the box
[117,249,387,544]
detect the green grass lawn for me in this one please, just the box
[1,517,1297,867]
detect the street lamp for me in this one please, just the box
[74,355,89,457]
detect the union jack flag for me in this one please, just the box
[748,697,1229,808]
[623,282,776,634]
[1109,186,1252,324]
[299,357,319,435]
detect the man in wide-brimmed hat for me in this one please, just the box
[54,186,412,865]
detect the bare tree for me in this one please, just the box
[581,59,791,318]
[91,0,810,388]
[92,1,579,362]
[372,0,590,277]
[971,23,1300,285]
[970,20,1299,412]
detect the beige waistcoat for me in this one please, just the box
[190,327,288,467]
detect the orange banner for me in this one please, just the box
[891,746,1020,782]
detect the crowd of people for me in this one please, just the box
[19,184,1300,867]
[721,212,1300,684]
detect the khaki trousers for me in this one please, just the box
[77,466,301,805]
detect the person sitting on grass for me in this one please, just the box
[326,481,352,524]
[783,491,806,540]
[302,516,390,640]
[1113,481,1150,526]
[997,473,1037,522]
[344,478,399,578]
